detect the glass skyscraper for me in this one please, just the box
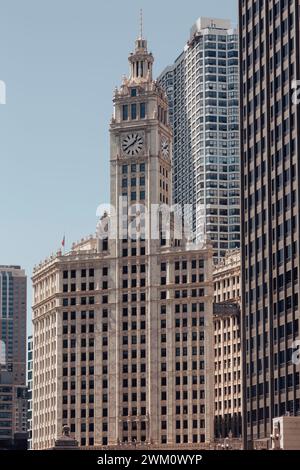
[158,17,240,261]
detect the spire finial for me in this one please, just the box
[139,9,143,39]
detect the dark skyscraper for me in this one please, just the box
[239,0,300,448]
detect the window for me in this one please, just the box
[123,105,128,121]
[103,267,108,276]
[140,102,146,119]
[131,104,137,120]
[131,88,137,97]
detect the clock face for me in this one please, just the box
[161,137,169,158]
[122,133,144,156]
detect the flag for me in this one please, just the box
[61,235,65,248]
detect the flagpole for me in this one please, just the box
[61,234,65,255]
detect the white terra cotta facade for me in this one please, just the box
[32,34,215,449]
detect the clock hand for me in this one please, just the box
[124,137,134,150]
[127,136,138,150]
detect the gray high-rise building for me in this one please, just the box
[158,17,240,261]
[239,0,300,449]
[0,266,27,447]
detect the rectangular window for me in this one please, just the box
[131,104,137,120]
[122,105,128,121]
[140,102,146,119]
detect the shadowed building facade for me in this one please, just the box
[239,0,300,448]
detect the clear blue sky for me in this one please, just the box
[0,0,237,329]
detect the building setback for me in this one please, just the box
[158,17,240,261]
[31,34,215,449]
[239,0,300,448]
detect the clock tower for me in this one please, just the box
[110,33,172,247]
[107,32,175,446]
[105,30,214,448]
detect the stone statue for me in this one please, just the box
[62,425,70,437]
